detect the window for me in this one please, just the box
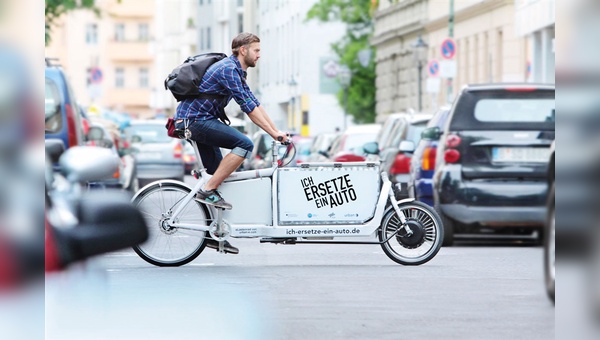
[115,23,125,42]
[238,13,244,33]
[207,27,212,49]
[115,68,124,88]
[139,68,149,88]
[199,0,203,4]
[45,78,62,133]
[474,98,555,123]
[85,24,98,44]
[238,0,244,6]
[138,23,149,41]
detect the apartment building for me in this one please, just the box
[371,0,429,121]
[372,0,529,119]
[249,0,347,136]
[45,0,157,118]
[515,0,555,83]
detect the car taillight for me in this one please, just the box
[296,159,303,165]
[505,87,537,92]
[422,146,437,171]
[183,154,194,163]
[444,134,461,163]
[112,168,120,179]
[444,149,460,163]
[446,134,461,148]
[389,153,411,175]
[174,143,182,158]
[65,103,78,147]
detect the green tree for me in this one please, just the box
[306,0,376,123]
[45,0,99,46]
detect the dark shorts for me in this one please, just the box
[175,118,253,174]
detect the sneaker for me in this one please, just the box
[195,188,232,210]
[205,239,239,254]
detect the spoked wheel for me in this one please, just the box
[379,201,444,265]
[132,182,211,267]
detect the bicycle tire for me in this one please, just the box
[379,201,444,265]
[132,182,211,267]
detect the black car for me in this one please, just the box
[432,83,555,246]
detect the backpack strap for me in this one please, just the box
[197,93,231,125]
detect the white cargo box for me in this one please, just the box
[277,162,381,225]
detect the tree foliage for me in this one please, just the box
[306,0,376,124]
[45,0,100,46]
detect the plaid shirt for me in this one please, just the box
[175,55,260,121]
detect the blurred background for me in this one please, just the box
[0,0,598,338]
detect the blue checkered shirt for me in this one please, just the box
[175,55,260,121]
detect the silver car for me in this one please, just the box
[124,119,185,187]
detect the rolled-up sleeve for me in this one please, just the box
[218,67,257,114]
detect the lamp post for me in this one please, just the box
[412,35,428,112]
[288,75,298,131]
[337,65,352,131]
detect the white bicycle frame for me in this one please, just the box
[141,139,414,245]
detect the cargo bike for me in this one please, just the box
[131,130,444,267]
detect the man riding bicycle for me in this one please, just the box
[174,32,289,254]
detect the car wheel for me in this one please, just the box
[434,197,455,247]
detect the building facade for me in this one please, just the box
[249,0,347,137]
[372,0,529,121]
[515,0,555,83]
[45,0,157,118]
[371,0,429,122]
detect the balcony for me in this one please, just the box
[107,0,154,18]
[107,41,153,61]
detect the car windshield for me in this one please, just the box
[126,124,172,143]
[45,78,62,133]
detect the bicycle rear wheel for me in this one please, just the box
[132,182,211,267]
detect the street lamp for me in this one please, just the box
[412,35,428,112]
[337,65,352,131]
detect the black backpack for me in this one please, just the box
[164,52,231,125]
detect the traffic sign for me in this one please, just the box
[427,60,440,77]
[90,67,103,84]
[440,60,457,78]
[440,38,456,60]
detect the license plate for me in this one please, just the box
[492,147,550,163]
[137,152,161,160]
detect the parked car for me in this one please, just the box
[326,124,381,162]
[244,132,311,169]
[305,132,339,163]
[544,141,555,303]
[407,107,451,206]
[45,58,85,150]
[123,119,185,187]
[364,113,432,199]
[85,122,138,192]
[432,83,555,246]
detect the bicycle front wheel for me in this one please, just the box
[379,201,443,265]
[132,182,211,267]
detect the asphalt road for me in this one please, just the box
[45,238,554,340]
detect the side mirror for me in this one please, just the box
[398,140,415,153]
[318,150,329,158]
[59,146,120,183]
[421,127,442,141]
[363,141,379,155]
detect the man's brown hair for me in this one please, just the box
[231,33,260,56]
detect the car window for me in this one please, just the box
[126,124,172,143]
[344,133,378,153]
[450,89,555,131]
[406,122,428,146]
[45,78,62,133]
[385,119,407,148]
[474,99,555,123]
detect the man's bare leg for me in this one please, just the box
[203,153,245,191]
